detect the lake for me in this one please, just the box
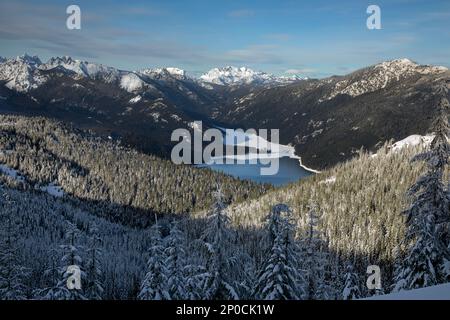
[202,156,313,186]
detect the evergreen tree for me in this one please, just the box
[85,223,104,300]
[393,84,450,291]
[0,193,29,300]
[342,262,361,300]
[301,202,332,300]
[54,222,87,300]
[165,220,187,300]
[200,185,239,300]
[253,204,304,300]
[138,223,170,300]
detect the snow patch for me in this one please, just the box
[320,176,336,185]
[38,183,65,198]
[391,134,434,152]
[0,164,25,182]
[129,95,142,104]
[120,73,144,92]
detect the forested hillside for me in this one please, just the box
[1,124,447,299]
[0,115,268,225]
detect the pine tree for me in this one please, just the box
[200,185,239,300]
[0,193,29,300]
[138,223,170,300]
[342,262,361,300]
[393,83,450,291]
[54,222,87,300]
[301,202,332,300]
[165,220,187,300]
[253,204,304,300]
[85,223,104,300]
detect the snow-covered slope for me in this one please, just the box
[366,283,450,300]
[120,73,145,92]
[371,134,434,158]
[390,134,434,152]
[200,66,305,86]
[326,59,448,100]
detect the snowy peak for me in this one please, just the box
[0,56,5,63]
[0,54,46,92]
[139,67,189,81]
[278,74,308,83]
[325,58,448,100]
[16,53,42,66]
[41,56,120,82]
[200,66,306,86]
[200,66,277,86]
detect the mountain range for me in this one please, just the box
[0,54,449,169]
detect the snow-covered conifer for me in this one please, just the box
[200,185,239,300]
[342,262,361,300]
[253,204,304,300]
[85,223,104,300]
[54,221,87,300]
[165,220,187,300]
[301,202,332,300]
[138,223,170,300]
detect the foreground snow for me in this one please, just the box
[365,283,450,300]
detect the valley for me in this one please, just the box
[0,54,449,300]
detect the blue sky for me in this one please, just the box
[0,0,449,77]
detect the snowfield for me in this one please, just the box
[365,283,450,300]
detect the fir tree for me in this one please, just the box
[200,185,239,300]
[85,223,104,300]
[393,84,450,291]
[54,222,87,300]
[342,262,361,300]
[301,202,332,300]
[165,220,187,300]
[253,204,304,300]
[138,223,170,300]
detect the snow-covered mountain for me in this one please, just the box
[221,58,450,169]
[41,56,121,82]
[139,67,189,81]
[325,58,448,100]
[0,54,46,92]
[200,66,305,86]
[0,54,306,94]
